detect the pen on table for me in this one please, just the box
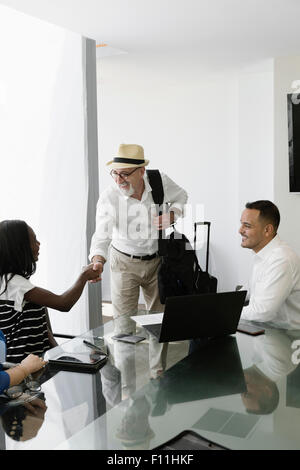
[83,339,108,356]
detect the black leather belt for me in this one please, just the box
[112,246,158,261]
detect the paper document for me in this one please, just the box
[131,313,164,326]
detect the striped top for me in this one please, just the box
[0,274,50,363]
[0,300,50,362]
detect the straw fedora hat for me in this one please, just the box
[106,144,149,169]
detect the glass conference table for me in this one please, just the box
[1,313,300,450]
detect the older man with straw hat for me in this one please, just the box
[89,143,188,376]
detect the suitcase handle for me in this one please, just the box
[194,221,211,273]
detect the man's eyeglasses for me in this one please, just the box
[110,167,139,181]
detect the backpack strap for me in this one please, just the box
[146,169,166,252]
[146,169,164,207]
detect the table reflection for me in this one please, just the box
[241,329,300,415]
[2,320,300,450]
[0,395,47,443]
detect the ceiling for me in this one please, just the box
[1,0,300,68]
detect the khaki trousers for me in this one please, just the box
[110,246,168,376]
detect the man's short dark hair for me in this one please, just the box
[245,200,280,233]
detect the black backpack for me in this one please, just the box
[147,170,217,304]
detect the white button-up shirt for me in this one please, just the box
[89,172,188,260]
[241,235,300,329]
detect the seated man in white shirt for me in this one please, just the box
[89,143,188,376]
[239,200,300,329]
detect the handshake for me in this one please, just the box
[82,259,104,283]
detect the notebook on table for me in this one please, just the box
[47,338,108,373]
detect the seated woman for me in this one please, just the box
[0,219,101,362]
[0,329,47,395]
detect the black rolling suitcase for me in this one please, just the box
[193,221,218,294]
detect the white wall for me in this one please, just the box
[96,52,300,302]
[274,56,300,256]
[97,54,241,299]
[235,56,300,283]
[236,60,274,284]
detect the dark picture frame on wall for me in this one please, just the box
[287,93,300,193]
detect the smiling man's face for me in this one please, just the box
[239,208,272,253]
[111,167,145,196]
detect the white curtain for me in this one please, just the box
[0,6,92,336]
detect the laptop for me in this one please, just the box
[134,290,247,343]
